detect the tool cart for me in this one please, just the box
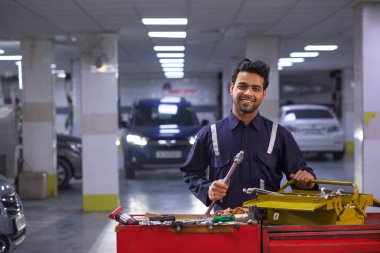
[111,179,380,253]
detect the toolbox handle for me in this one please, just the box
[279,179,360,202]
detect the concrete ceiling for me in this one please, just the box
[0,0,375,77]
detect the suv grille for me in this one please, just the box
[1,192,22,216]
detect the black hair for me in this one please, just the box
[231,58,270,90]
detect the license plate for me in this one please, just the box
[156,151,182,159]
[15,213,26,231]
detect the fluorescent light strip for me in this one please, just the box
[157,53,184,58]
[278,62,293,67]
[279,58,304,63]
[154,46,185,51]
[165,72,184,78]
[148,32,186,38]
[304,45,338,51]
[290,52,319,57]
[159,58,184,63]
[142,18,188,25]
[163,67,184,72]
[15,61,23,89]
[0,49,4,54]
[0,55,22,60]
[161,63,184,68]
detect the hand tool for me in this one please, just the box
[109,206,139,225]
[243,188,284,195]
[109,207,176,225]
[212,214,235,223]
[205,150,244,217]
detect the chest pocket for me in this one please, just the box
[210,123,230,168]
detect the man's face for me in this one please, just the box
[230,71,266,115]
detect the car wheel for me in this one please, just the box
[57,158,73,189]
[333,151,344,160]
[125,164,136,179]
[0,236,10,253]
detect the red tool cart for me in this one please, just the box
[114,213,380,253]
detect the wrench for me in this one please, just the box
[205,151,244,217]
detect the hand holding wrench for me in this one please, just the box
[205,151,244,217]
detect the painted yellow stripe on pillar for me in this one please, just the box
[83,194,119,212]
[47,174,58,197]
[345,141,354,153]
[364,112,376,126]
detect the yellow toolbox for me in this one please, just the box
[243,179,380,225]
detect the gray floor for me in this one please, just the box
[13,154,354,253]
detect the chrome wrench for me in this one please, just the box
[205,151,244,217]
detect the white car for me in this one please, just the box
[279,104,345,160]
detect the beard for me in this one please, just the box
[233,95,260,114]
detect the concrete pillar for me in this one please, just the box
[354,3,380,203]
[222,61,235,118]
[71,59,82,137]
[246,37,280,121]
[342,68,354,154]
[20,39,56,199]
[79,33,119,211]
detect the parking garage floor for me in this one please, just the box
[14,154,355,253]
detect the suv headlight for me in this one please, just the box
[69,142,82,152]
[188,136,196,145]
[126,134,148,146]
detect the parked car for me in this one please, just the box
[279,104,345,160]
[57,134,82,188]
[122,97,206,178]
[0,175,26,252]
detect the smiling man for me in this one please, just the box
[181,58,318,211]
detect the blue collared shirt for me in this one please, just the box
[181,112,316,210]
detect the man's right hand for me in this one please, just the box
[208,179,229,201]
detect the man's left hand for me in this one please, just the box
[290,170,315,189]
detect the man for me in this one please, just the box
[181,58,317,211]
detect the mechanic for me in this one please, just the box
[180,58,318,211]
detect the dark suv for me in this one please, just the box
[0,175,26,252]
[122,97,205,178]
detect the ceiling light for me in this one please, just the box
[278,62,293,67]
[304,45,338,51]
[164,72,184,78]
[161,63,184,68]
[157,53,184,58]
[279,58,304,63]
[159,59,184,63]
[0,49,4,54]
[0,55,22,60]
[278,66,283,71]
[154,46,185,51]
[163,67,184,72]
[142,18,188,25]
[290,52,319,57]
[148,32,186,38]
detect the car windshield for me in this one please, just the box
[285,109,334,120]
[134,105,198,126]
